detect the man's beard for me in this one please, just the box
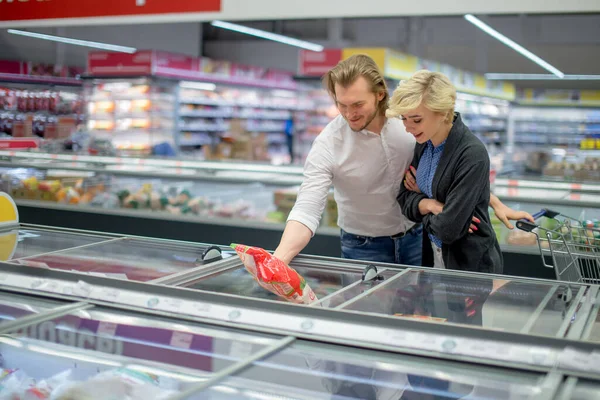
[348,100,380,132]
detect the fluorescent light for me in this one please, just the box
[7,29,137,54]
[486,73,600,81]
[211,20,324,52]
[464,15,564,79]
[179,81,217,91]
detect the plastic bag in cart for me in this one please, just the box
[231,243,319,304]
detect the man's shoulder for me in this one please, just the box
[321,115,347,136]
[313,115,347,146]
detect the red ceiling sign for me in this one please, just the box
[0,0,221,22]
[298,49,343,77]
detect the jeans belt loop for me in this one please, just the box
[391,223,420,239]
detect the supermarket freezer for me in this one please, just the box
[0,225,597,397]
[5,155,600,279]
[0,223,597,343]
[0,225,231,282]
[0,296,557,400]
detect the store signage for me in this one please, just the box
[298,49,343,77]
[0,0,222,22]
[88,50,297,90]
[0,138,39,149]
[88,51,153,76]
[0,60,23,75]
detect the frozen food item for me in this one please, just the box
[52,368,176,400]
[231,243,318,304]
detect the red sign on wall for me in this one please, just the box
[88,51,153,76]
[0,0,221,22]
[298,49,343,76]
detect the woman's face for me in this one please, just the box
[401,102,448,145]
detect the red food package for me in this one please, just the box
[231,243,318,304]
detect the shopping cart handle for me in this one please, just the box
[532,208,560,220]
[516,220,537,232]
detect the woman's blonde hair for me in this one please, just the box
[386,70,456,123]
[323,54,389,115]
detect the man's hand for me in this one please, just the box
[404,166,420,193]
[490,194,534,229]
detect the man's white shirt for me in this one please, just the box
[288,115,416,237]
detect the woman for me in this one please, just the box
[388,70,502,274]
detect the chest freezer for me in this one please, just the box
[196,340,546,400]
[1,226,230,282]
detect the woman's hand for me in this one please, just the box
[490,194,534,229]
[404,166,420,193]
[419,198,480,234]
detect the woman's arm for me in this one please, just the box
[397,158,430,222]
[490,194,534,229]
[421,149,490,244]
[404,167,534,229]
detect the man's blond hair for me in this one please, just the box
[386,70,456,123]
[323,54,389,115]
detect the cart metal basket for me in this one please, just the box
[516,209,600,284]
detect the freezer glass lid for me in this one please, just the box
[0,291,65,327]
[198,341,544,400]
[184,264,366,302]
[587,306,600,343]
[569,380,600,400]
[339,269,578,336]
[6,307,280,375]
[0,228,110,261]
[12,238,226,282]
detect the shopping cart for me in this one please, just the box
[516,209,600,284]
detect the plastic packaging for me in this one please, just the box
[51,368,176,400]
[231,243,318,304]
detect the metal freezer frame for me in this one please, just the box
[0,235,598,376]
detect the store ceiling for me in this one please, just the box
[204,14,600,89]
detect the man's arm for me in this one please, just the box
[273,139,334,264]
[420,150,490,244]
[273,221,313,265]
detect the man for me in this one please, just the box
[273,54,531,266]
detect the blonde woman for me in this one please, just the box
[389,70,502,273]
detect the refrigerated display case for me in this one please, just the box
[0,225,229,283]
[0,224,597,398]
[5,151,600,279]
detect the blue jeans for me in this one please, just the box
[340,224,423,266]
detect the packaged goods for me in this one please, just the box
[231,243,318,304]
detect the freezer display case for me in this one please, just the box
[0,225,229,282]
[0,225,597,398]
[179,258,581,337]
[0,292,67,328]
[198,340,544,400]
[0,307,285,398]
[0,227,110,261]
[5,151,600,279]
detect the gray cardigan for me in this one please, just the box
[397,113,503,274]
